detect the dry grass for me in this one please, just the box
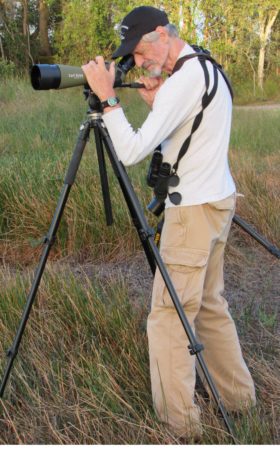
[1,81,279,265]
[230,152,280,245]
[0,246,279,445]
[0,79,279,444]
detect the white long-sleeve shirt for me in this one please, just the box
[103,44,236,208]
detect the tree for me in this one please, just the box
[0,0,279,88]
[0,0,38,71]
[0,1,25,68]
[22,0,33,70]
[257,2,279,90]
[161,0,200,42]
[270,13,280,76]
[39,0,51,58]
[199,0,280,91]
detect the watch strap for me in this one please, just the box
[100,96,120,109]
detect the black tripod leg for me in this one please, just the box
[233,214,280,259]
[97,123,237,443]
[118,173,157,274]
[93,126,113,226]
[98,124,156,274]
[0,121,91,399]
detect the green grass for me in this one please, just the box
[0,78,279,444]
[0,79,152,264]
[0,78,279,265]
[0,266,278,444]
[233,76,280,105]
[230,108,280,244]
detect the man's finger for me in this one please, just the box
[136,76,149,89]
[109,61,115,76]
[137,76,161,90]
[85,60,97,71]
[95,55,106,67]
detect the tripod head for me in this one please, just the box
[83,88,103,114]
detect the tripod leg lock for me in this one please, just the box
[43,235,56,246]
[270,246,280,259]
[188,343,204,355]
[6,347,18,359]
[139,227,155,241]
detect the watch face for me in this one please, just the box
[108,97,118,107]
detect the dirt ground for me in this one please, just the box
[234,103,280,111]
[67,224,279,340]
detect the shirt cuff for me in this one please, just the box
[102,107,126,128]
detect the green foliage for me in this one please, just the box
[0,60,16,78]
[0,0,279,91]
[0,1,38,71]
[54,0,117,64]
[53,0,162,64]
[232,73,280,105]
[258,309,277,330]
[200,0,279,87]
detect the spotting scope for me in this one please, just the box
[30,55,136,90]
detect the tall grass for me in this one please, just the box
[0,266,278,444]
[0,78,279,265]
[0,79,151,264]
[0,78,279,444]
[230,108,280,244]
[233,76,280,105]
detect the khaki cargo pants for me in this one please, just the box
[147,194,256,437]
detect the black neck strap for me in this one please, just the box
[172,51,233,100]
[171,49,233,174]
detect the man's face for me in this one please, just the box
[132,30,169,77]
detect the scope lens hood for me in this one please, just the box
[31,64,61,90]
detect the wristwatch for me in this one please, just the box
[100,96,120,109]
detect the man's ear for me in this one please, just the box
[155,25,169,42]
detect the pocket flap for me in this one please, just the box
[161,246,209,267]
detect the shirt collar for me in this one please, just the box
[177,43,196,61]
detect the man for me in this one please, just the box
[82,5,256,439]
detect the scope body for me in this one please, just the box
[31,64,87,90]
[30,55,135,90]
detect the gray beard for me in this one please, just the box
[149,66,162,77]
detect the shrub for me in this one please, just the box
[0,60,16,79]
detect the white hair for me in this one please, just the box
[142,24,179,43]
[165,24,179,37]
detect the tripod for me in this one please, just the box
[0,90,238,443]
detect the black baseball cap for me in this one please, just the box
[112,6,169,59]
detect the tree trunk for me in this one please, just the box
[39,0,51,57]
[257,8,279,91]
[277,48,280,76]
[22,0,32,71]
[0,35,5,60]
[258,44,266,91]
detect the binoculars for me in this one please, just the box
[147,147,182,216]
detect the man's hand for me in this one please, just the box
[137,76,164,108]
[81,56,116,102]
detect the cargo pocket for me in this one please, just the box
[152,247,209,309]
